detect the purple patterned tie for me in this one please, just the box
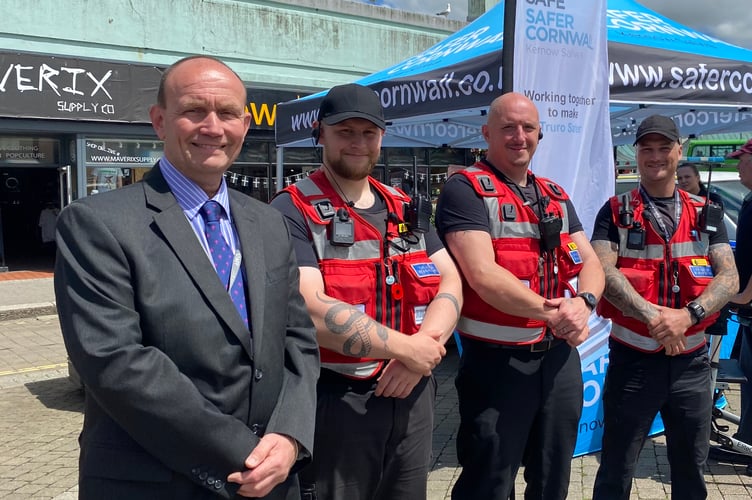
[200,201,249,329]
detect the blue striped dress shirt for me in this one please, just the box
[159,158,240,265]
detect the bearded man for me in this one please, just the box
[271,83,462,500]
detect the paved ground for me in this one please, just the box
[1,276,752,499]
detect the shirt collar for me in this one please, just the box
[159,157,231,221]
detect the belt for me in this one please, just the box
[503,338,565,352]
[318,366,383,391]
[462,336,565,353]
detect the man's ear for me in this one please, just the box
[149,105,165,140]
[311,120,322,144]
[242,110,252,135]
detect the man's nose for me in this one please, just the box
[200,112,222,134]
[511,125,527,140]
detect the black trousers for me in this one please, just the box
[299,369,436,500]
[593,340,711,500]
[736,323,752,443]
[451,338,583,500]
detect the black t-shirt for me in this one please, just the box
[591,191,729,246]
[271,189,443,268]
[735,194,752,291]
[697,185,724,208]
[435,172,584,239]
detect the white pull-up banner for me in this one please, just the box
[512,1,655,458]
[513,0,613,236]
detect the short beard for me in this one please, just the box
[324,155,375,181]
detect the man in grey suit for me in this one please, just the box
[54,55,319,499]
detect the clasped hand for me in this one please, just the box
[376,330,445,399]
[400,329,445,376]
[227,433,298,498]
[648,305,691,356]
[544,296,590,347]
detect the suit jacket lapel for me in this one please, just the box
[230,191,265,358]
[143,165,253,358]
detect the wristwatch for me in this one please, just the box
[685,301,706,324]
[576,292,598,311]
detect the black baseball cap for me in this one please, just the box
[318,83,386,130]
[633,115,680,145]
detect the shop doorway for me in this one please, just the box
[0,167,60,272]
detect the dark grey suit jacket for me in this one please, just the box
[55,165,319,499]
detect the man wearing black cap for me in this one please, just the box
[591,115,738,499]
[727,139,752,447]
[271,83,462,500]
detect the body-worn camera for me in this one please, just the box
[627,221,646,250]
[539,213,562,251]
[329,208,355,246]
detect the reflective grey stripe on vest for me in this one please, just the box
[294,177,323,197]
[381,184,405,198]
[457,316,544,343]
[616,235,664,260]
[296,176,407,208]
[672,240,710,257]
[616,231,709,260]
[310,224,382,261]
[610,323,706,352]
[310,221,427,261]
[297,176,427,260]
[310,228,427,261]
[387,236,427,257]
[321,361,381,379]
[482,197,571,239]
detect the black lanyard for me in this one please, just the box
[639,186,681,242]
[482,160,548,216]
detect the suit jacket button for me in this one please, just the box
[214,480,224,489]
[199,472,208,481]
[191,468,200,476]
[207,477,215,485]
[251,423,261,435]
[254,369,263,381]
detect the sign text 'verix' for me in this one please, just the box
[0,63,113,99]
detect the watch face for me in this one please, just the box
[687,302,706,321]
[579,292,597,309]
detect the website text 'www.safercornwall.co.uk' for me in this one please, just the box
[610,61,752,95]
[288,66,504,133]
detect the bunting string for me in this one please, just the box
[223,169,450,188]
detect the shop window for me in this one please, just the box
[0,137,60,166]
[226,165,274,202]
[85,138,161,195]
[385,147,425,166]
[428,147,467,166]
[239,141,269,163]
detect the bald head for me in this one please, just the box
[487,92,540,125]
[482,93,542,182]
[157,55,246,108]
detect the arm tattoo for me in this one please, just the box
[316,291,389,357]
[698,243,740,315]
[591,240,658,324]
[433,292,461,321]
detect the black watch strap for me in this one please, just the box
[686,301,706,324]
[576,292,597,311]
